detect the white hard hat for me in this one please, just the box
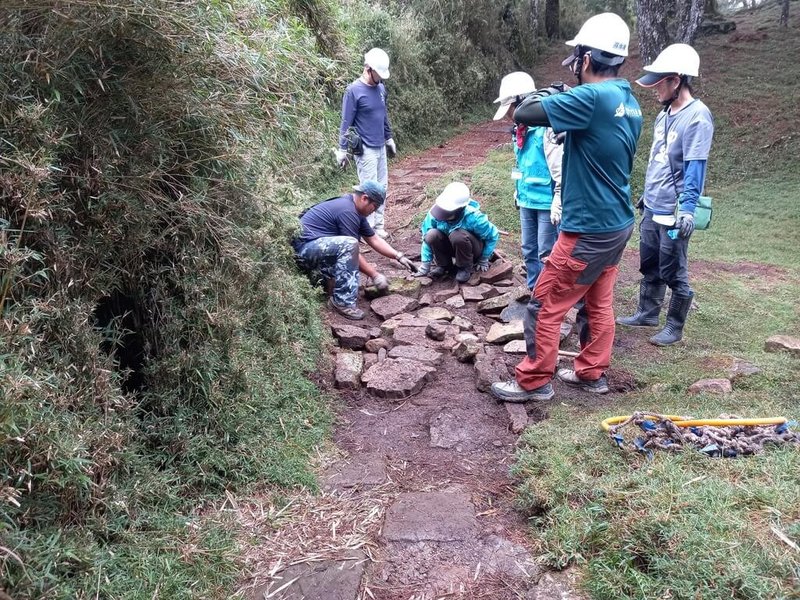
[432,182,471,219]
[565,13,630,64]
[493,72,536,120]
[364,48,390,79]
[637,44,700,87]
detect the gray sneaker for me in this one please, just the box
[490,380,554,403]
[557,368,609,394]
[328,298,364,320]
[429,265,448,278]
[455,267,472,283]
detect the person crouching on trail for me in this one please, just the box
[616,44,714,346]
[415,182,500,284]
[489,13,643,403]
[494,71,564,291]
[292,181,415,320]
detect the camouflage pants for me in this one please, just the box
[296,236,360,306]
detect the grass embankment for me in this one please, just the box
[0,0,542,597]
[420,4,800,598]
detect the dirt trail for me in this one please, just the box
[240,120,610,600]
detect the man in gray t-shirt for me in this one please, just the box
[617,44,714,346]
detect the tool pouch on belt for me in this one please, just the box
[693,195,712,230]
[345,127,364,156]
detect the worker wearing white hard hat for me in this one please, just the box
[494,71,565,290]
[617,44,714,347]
[414,182,501,283]
[491,13,643,404]
[335,48,396,238]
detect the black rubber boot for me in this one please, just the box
[617,281,666,327]
[650,292,693,346]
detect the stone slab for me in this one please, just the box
[486,320,524,344]
[334,351,363,390]
[451,315,474,331]
[361,358,436,399]
[429,409,469,449]
[433,283,461,302]
[382,492,478,542]
[500,300,529,323]
[764,335,800,357]
[504,402,528,433]
[479,260,514,284]
[727,357,761,380]
[393,325,456,349]
[252,551,366,600]
[388,345,444,366]
[443,294,466,308]
[331,324,371,350]
[503,339,527,354]
[418,306,454,321]
[462,283,497,302]
[474,348,510,392]
[370,294,419,320]
[323,452,387,490]
[477,292,513,314]
[688,378,732,394]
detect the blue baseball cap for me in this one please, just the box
[353,181,386,206]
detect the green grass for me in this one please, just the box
[435,5,800,597]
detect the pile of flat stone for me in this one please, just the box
[330,259,577,400]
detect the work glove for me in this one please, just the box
[373,273,389,290]
[395,252,416,272]
[334,148,348,168]
[385,138,397,157]
[550,193,562,226]
[476,258,490,272]
[415,261,432,277]
[635,195,645,215]
[676,212,695,238]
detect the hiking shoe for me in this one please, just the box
[557,369,609,394]
[490,380,554,403]
[328,298,364,320]
[455,267,472,283]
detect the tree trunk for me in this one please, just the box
[675,0,705,44]
[780,0,789,27]
[636,0,672,65]
[529,0,540,38]
[545,0,559,37]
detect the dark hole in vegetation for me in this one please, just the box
[93,291,147,394]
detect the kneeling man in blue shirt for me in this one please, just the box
[293,181,415,320]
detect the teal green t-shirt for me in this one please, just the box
[541,79,642,233]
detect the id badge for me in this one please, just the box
[511,168,522,180]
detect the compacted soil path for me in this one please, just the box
[240,120,607,600]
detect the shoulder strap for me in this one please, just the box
[663,111,682,203]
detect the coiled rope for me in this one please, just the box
[602,412,799,458]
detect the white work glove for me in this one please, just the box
[394,252,416,272]
[373,273,389,291]
[415,261,432,277]
[476,258,490,272]
[550,193,562,226]
[334,148,349,168]
[385,138,397,157]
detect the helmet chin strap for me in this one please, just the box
[662,76,684,111]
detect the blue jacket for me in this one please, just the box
[420,200,500,263]
[514,126,554,210]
